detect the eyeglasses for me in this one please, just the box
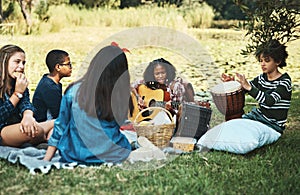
[59,62,72,68]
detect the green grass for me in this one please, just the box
[0,91,299,194]
[3,4,214,35]
[0,25,299,194]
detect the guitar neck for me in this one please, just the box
[153,101,181,110]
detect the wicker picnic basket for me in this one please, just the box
[133,107,175,148]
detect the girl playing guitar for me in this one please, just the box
[131,58,190,115]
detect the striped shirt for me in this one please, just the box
[245,73,292,131]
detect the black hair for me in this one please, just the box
[255,39,288,68]
[143,58,176,85]
[45,49,69,72]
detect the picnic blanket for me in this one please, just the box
[0,144,185,174]
[0,128,135,174]
[0,145,79,174]
[0,130,188,174]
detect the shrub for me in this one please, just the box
[180,2,214,29]
[235,0,300,55]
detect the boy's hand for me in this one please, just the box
[235,73,252,91]
[221,73,235,82]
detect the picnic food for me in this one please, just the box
[171,137,196,152]
[138,121,152,126]
[13,72,23,78]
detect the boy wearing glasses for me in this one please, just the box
[33,49,72,123]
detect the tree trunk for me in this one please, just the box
[0,0,3,23]
[18,0,32,34]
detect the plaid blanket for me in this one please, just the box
[0,145,78,174]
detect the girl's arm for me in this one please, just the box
[43,146,57,161]
[45,87,73,161]
[237,73,292,106]
[0,87,26,124]
[130,80,145,109]
[16,88,38,137]
[0,96,18,124]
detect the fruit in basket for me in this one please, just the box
[138,121,152,126]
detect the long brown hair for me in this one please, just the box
[66,45,132,124]
[0,45,25,99]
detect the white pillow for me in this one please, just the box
[197,119,281,154]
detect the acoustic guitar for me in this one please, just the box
[137,84,165,108]
[128,84,179,122]
[128,84,166,122]
[128,83,211,122]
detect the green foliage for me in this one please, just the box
[180,2,214,28]
[70,0,118,8]
[2,1,14,20]
[27,4,215,34]
[120,0,141,8]
[34,0,49,21]
[46,0,69,5]
[235,0,300,55]
[205,0,251,20]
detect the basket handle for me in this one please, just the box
[133,107,174,124]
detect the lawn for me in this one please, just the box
[0,27,299,194]
[0,92,299,194]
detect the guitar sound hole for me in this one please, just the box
[149,99,156,107]
[141,110,153,117]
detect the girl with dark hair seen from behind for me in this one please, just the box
[44,45,132,164]
[0,45,54,147]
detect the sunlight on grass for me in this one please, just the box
[0,17,299,195]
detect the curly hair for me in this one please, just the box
[255,39,288,68]
[143,58,176,85]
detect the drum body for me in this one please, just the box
[210,81,245,121]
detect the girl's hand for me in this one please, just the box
[15,73,29,94]
[137,96,146,110]
[221,73,235,82]
[165,101,172,110]
[235,73,252,91]
[20,111,38,137]
[43,146,57,161]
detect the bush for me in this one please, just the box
[180,2,214,29]
[236,0,300,55]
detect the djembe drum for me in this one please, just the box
[210,81,245,121]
